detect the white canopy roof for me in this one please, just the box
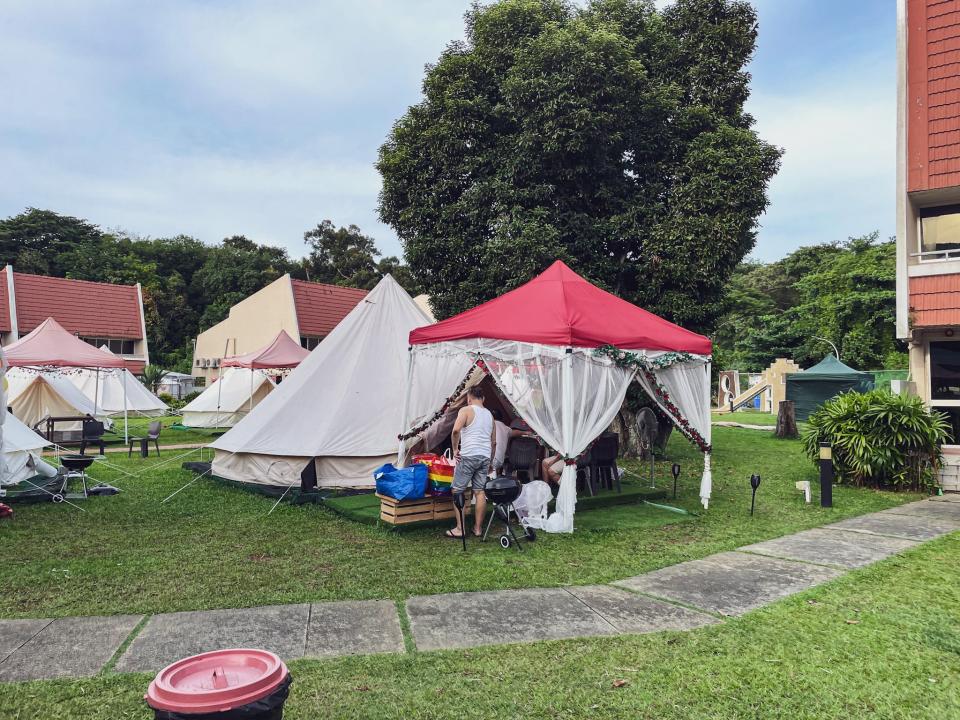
[211,275,431,486]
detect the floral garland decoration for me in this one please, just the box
[398,357,487,441]
[592,345,712,453]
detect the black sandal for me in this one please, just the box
[444,529,464,539]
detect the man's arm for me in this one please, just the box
[451,407,469,459]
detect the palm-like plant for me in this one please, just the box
[142,364,170,394]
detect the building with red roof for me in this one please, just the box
[0,266,149,373]
[192,274,367,383]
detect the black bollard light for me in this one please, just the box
[671,463,681,499]
[819,442,833,508]
[750,474,761,516]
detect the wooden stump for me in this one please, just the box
[776,400,798,439]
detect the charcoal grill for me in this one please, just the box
[482,475,533,550]
[60,454,95,499]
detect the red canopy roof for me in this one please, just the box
[4,317,128,368]
[409,261,712,354]
[221,330,310,369]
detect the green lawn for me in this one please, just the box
[96,414,221,448]
[712,409,778,426]
[0,427,920,618]
[3,533,957,719]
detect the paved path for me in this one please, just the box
[1,496,958,682]
[712,421,775,431]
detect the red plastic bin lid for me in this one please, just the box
[145,648,289,714]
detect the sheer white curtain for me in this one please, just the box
[477,341,636,533]
[635,355,713,508]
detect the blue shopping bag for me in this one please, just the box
[373,463,428,501]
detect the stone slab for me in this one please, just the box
[406,588,617,651]
[0,615,142,682]
[565,585,720,633]
[614,552,842,617]
[930,493,960,503]
[305,600,404,658]
[882,501,960,521]
[826,512,960,541]
[0,619,52,664]
[115,604,309,673]
[739,528,918,569]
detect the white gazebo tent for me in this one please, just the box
[400,261,713,534]
[210,275,431,489]
[68,346,168,417]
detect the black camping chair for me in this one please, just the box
[128,420,162,458]
[576,448,595,497]
[503,436,539,482]
[588,432,621,493]
[79,419,106,456]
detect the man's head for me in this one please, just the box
[466,386,485,405]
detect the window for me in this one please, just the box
[930,342,960,401]
[80,337,135,355]
[300,336,323,351]
[919,205,960,256]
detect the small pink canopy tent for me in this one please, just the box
[5,317,131,440]
[221,330,309,369]
[4,318,127,369]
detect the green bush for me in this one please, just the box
[801,390,950,491]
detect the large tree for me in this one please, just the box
[377,0,781,327]
[304,220,418,292]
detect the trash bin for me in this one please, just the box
[145,648,292,719]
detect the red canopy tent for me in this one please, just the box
[3,317,131,441]
[221,330,309,369]
[400,261,713,532]
[410,261,711,353]
[4,317,127,368]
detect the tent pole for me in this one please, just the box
[249,368,254,412]
[122,367,128,443]
[397,347,415,466]
[93,368,99,417]
[558,347,575,531]
[215,371,223,429]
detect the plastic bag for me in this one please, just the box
[412,450,455,496]
[374,463,428,501]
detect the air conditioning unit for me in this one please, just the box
[212,358,220,368]
[194,359,202,367]
[202,359,210,368]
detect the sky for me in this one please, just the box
[0,0,895,263]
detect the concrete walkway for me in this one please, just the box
[1,496,958,682]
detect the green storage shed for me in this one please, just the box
[785,355,875,421]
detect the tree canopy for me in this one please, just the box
[0,209,409,372]
[378,0,781,327]
[713,233,904,372]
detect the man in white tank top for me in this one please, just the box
[447,385,496,539]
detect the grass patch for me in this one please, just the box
[0,427,920,618]
[712,409,778,426]
[4,534,958,719]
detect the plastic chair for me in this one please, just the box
[128,420,162,458]
[589,432,621,493]
[79,419,106,456]
[503,436,539,482]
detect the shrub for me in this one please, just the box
[157,393,176,404]
[803,390,949,490]
[801,390,950,491]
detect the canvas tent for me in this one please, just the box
[1,349,57,487]
[6,368,113,432]
[785,354,875,421]
[400,261,713,533]
[68,346,168,417]
[210,275,431,489]
[180,368,274,428]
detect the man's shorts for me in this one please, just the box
[453,455,489,493]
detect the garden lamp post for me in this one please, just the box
[819,442,833,507]
[750,474,761,515]
[671,463,681,499]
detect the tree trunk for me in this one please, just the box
[612,408,643,458]
[776,400,798,439]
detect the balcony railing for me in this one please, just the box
[911,249,960,262]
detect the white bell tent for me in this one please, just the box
[1,350,57,487]
[180,368,274,429]
[210,275,431,489]
[6,368,113,432]
[68,346,168,417]
[400,261,713,534]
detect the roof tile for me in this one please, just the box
[291,280,367,337]
[12,272,142,339]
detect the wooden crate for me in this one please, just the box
[376,493,471,525]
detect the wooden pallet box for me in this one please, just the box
[376,493,471,525]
